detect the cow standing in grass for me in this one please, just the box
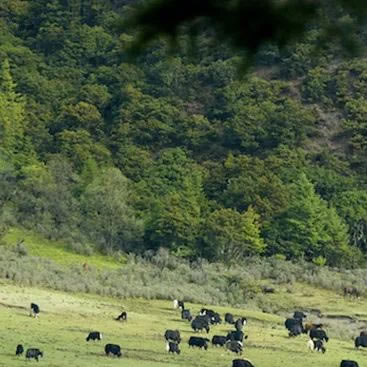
[105,344,122,357]
[26,348,43,361]
[15,344,24,357]
[30,303,40,318]
[166,341,180,354]
[86,331,102,341]
[115,311,127,321]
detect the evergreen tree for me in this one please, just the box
[265,173,351,265]
[203,206,265,263]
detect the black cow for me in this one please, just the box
[173,300,185,310]
[232,359,255,367]
[86,331,102,341]
[235,318,247,331]
[225,313,235,324]
[15,344,24,356]
[200,308,215,317]
[293,311,307,319]
[30,303,40,318]
[288,324,304,337]
[181,309,193,321]
[191,316,210,333]
[355,335,367,348]
[188,336,209,350]
[105,344,122,357]
[226,330,246,343]
[226,340,243,354]
[26,348,43,361]
[164,330,181,344]
[340,361,359,367]
[211,312,222,325]
[212,335,227,347]
[307,339,326,353]
[115,311,127,321]
[310,329,329,342]
[285,318,305,336]
[166,342,180,354]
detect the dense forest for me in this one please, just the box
[1,0,367,268]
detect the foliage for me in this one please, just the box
[0,0,366,267]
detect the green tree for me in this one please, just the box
[333,190,367,253]
[81,167,143,253]
[0,59,33,167]
[203,206,265,263]
[265,173,351,265]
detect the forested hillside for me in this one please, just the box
[1,0,367,267]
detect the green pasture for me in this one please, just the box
[0,280,365,367]
[2,228,123,269]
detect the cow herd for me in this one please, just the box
[165,300,252,366]
[284,311,363,367]
[11,300,365,366]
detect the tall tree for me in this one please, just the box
[265,173,351,265]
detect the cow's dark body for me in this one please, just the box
[26,348,43,361]
[188,336,209,349]
[165,330,181,344]
[212,335,227,347]
[105,344,122,357]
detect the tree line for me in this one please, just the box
[1,0,367,267]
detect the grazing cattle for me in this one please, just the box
[115,311,127,321]
[181,309,193,321]
[288,324,304,337]
[200,308,215,317]
[340,361,359,367]
[304,322,323,333]
[15,344,24,356]
[226,330,246,343]
[86,331,102,341]
[235,317,247,331]
[344,287,360,298]
[105,344,122,357]
[191,316,210,333]
[166,341,180,354]
[164,330,181,344]
[307,339,326,353]
[285,318,305,336]
[355,335,367,348]
[173,300,185,310]
[226,340,243,354]
[232,359,255,367]
[211,312,222,325]
[188,336,209,350]
[212,335,227,347]
[310,329,329,342]
[30,303,40,318]
[293,311,307,319]
[25,348,43,361]
[225,313,235,324]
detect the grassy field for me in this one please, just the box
[0,280,366,367]
[2,228,123,269]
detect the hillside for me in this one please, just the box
[0,280,365,367]
[0,0,367,267]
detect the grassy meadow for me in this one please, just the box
[2,228,123,269]
[0,280,366,367]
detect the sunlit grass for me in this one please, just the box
[2,227,123,269]
[0,280,365,367]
